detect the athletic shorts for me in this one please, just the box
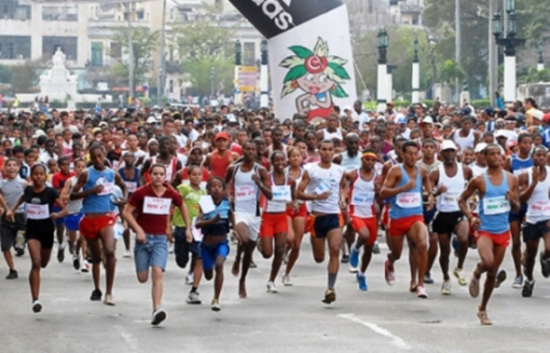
[134,234,168,273]
[26,230,55,250]
[350,216,378,245]
[1,214,25,252]
[260,212,288,237]
[306,214,344,238]
[79,214,117,240]
[234,212,261,242]
[286,203,308,218]
[431,211,465,235]
[476,230,510,247]
[201,239,230,271]
[522,221,550,243]
[381,204,390,227]
[64,213,83,232]
[423,205,437,225]
[174,226,201,269]
[388,215,424,237]
[509,204,527,223]
[53,205,65,226]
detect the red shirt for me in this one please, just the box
[210,150,232,179]
[52,171,75,190]
[230,143,243,156]
[129,184,183,235]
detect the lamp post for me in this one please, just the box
[210,67,216,98]
[492,2,525,103]
[387,65,397,103]
[234,40,242,105]
[412,37,420,104]
[260,39,269,108]
[376,28,389,113]
[537,41,544,71]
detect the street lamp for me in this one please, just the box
[492,12,502,38]
[412,37,420,103]
[506,0,515,13]
[538,40,544,71]
[506,11,517,37]
[260,39,269,108]
[376,28,389,112]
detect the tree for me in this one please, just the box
[9,61,39,93]
[0,64,12,84]
[438,60,466,84]
[519,67,550,84]
[109,26,159,86]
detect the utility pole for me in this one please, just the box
[489,0,497,106]
[455,0,461,104]
[157,0,167,105]
[127,2,135,101]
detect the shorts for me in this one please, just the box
[388,215,424,237]
[1,214,26,252]
[431,211,465,235]
[79,214,117,240]
[174,226,201,269]
[65,213,83,232]
[476,230,510,247]
[201,239,230,271]
[423,205,437,225]
[522,221,550,243]
[509,204,527,223]
[260,212,288,237]
[53,205,65,226]
[350,216,378,245]
[381,204,390,227]
[134,234,168,273]
[234,212,261,242]
[286,203,308,218]
[306,214,344,238]
[26,230,55,250]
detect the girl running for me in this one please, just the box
[119,152,140,257]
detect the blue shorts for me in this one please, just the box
[134,235,168,273]
[65,213,83,232]
[174,226,201,269]
[307,214,344,238]
[53,205,65,226]
[509,204,527,223]
[423,205,437,225]
[201,239,230,271]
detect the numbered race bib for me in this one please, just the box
[143,197,172,215]
[272,185,291,202]
[351,191,375,206]
[26,204,50,220]
[396,192,422,208]
[98,182,115,196]
[483,196,510,215]
[125,181,137,193]
[442,191,460,204]
[528,200,550,215]
[314,179,333,195]
[235,185,256,202]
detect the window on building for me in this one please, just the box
[0,35,31,59]
[243,42,255,67]
[169,80,174,93]
[91,42,103,67]
[0,0,31,20]
[110,42,121,59]
[42,4,78,21]
[42,36,78,60]
[136,10,144,20]
[389,0,399,6]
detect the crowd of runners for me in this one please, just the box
[1,95,550,326]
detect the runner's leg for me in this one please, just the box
[99,226,116,296]
[269,232,287,282]
[285,217,305,275]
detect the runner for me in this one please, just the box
[458,143,519,325]
[226,141,272,298]
[172,146,210,189]
[206,132,239,179]
[141,136,181,185]
[8,164,67,313]
[119,152,140,257]
[123,163,189,326]
[297,140,347,304]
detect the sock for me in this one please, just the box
[328,273,337,289]
[191,286,198,293]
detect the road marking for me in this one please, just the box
[338,313,411,350]
[115,325,140,352]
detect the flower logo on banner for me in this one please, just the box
[280,37,350,122]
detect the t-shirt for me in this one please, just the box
[129,184,183,235]
[52,171,74,190]
[23,186,59,233]
[172,184,206,228]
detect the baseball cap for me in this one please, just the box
[495,130,508,138]
[543,113,550,123]
[474,142,488,153]
[32,130,46,139]
[533,110,544,121]
[484,107,495,116]
[419,117,434,126]
[440,140,457,151]
[215,132,229,141]
[396,113,407,125]
[146,116,156,124]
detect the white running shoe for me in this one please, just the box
[32,300,42,313]
[123,250,131,258]
[266,281,278,293]
[282,274,293,286]
[186,272,194,285]
[81,260,90,273]
[440,280,451,295]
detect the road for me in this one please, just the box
[1,237,549,353]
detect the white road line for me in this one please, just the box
[115,325,140,352]
[338,313,411,350]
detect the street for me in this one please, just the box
[1,239,549,353]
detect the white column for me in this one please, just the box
[377,63,387,113]
[386,71,393,102]
[504,55,516,103]
[260,63,269,108]
[234,66,241,105]
[537,63,544,72]
[412,61,420,103]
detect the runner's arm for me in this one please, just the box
[123,203,145,242]
[70,170,100,200]
[256,167,273,200]
[296,170,319,201]
[518,172,534,204]
[114,172,128,203]
[195,209,221,228]
[379,167,409,199]
[52,197,69,219]
[458,176,480,222]
[339,172,348,206]
[508,173,520,212]
[139,160,151,185]
[9,194,25,216]
[60,178,72,201]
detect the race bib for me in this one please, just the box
[396,192,422,208]
[26,204,50,220]
[483,196,510,215]
[125,181,137,193]
[98,182,114,196]
[272,185,291,202]
[528,200,550,214]
[352,191,375,206]
[235,185,256,202]
[442,191,460,204]
[143,196,172,215]
[314,179,334,195]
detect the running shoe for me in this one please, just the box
[494,269,507,288]
[322,288,336,304]
[469,270,479,298]
[123,250,131,258]
[73,254,80,271]
[540,253,550,278]
[185,272,194,285]
[440,280,451,295]
[151,308,167,326]
[57,244,65,263]
[384,259,395,286]
[453,268,467,286]
[424,272,434,284]
[372,242,380,254]
[211,299,221,312]
[341,254,350,264]
[32,300,42,313]
[512,275,523,289]
[356,273,368,291]
[103,294,115,306]
[266,281,278,293]
[416,286,429,299]
[477,310,492,326]
[81,260,90,273]
[6,269,18,279]
[187,291,201,304]
[349,246,360,268]
[522,280,535,298]
[90,289,102,301]
[282,274,293,286]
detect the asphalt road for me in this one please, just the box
[1,237,549,353]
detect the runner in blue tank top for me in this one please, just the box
[458,144,520,326]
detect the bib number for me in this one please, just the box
[143,197,172,215]
[483,196,510,215]
[26,204,50,220]
[396,192,421,208]
[272,185,291,202]
[528,200,550,214]
[235,185,256,202]
[98,182,114,196]
[125,181,137,193]
[352,191,375,206]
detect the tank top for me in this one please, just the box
[305,163,345,214]
[232,163,260,216]
[510,154,533,177]
[349,168,377,218]
[340,152,362,172]
[202,198,231,236]
[285,166,304,204]
[66,176,83,215]
[81,166,115,214]
[526,167,550,224]
[453,129,475,151]
[436,163,465,213]
[119,167,140,195]
[389,165,423,219]
[211,150,232,179]
[264,173,291,213]
[479,170,510,233]
[150,156,178,182]
[323,128,344,142]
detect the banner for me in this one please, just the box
[228,0,357,123]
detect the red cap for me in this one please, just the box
[543,113,550,123]
[215,132,230,141]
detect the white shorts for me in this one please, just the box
[234,212,261,242]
